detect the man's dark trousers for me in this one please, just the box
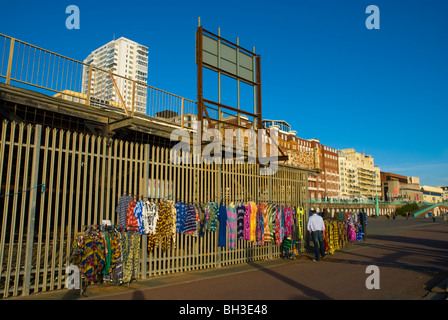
[311,230,326,261]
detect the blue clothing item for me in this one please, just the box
[256,205,264,245]
[184,204,198,234]
[218,201,227,247]
[175,202,187,233]
[133,200,145,235]
[311,230,326,261]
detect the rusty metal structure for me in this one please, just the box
[195,20,287,162]
[196,24,262,131]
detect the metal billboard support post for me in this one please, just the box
[5,38,15,85]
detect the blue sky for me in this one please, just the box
[1,0,447,187]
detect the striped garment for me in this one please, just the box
[116,195,133,227]
[236,204,245,241]
[183,204,198,235]
[282,238,293,249]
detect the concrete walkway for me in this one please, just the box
[9,216,448,301]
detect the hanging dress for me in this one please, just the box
[226,203,237,249]
[274,206,281,245]
[117,195,133,227]
[236,203,245,241]
[250,202,257,242]
[244,203,251,241]
[262,204,272,244]
[217,201,227,247]
[126,199,138,228]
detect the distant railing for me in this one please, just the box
[309,199,447,206]
[0,33,197,128]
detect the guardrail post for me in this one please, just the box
[5,38,15,85]
[181,97,185,128]
[85,65,92,106]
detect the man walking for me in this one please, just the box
[307,210,326,261]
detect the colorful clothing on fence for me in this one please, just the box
[126,199,138,227]
[175,201,187,233]
[256,204,264,245]
[249,202,257,242]
[184,204,198,235]
[274,206,281,245]
[72,230,107,282]
[236,204,245,241]
[218,201,227,247]
[116,195,133,227]
[145,201,159,235]
[284,206,294,236]
[204,202,219,232]
[243,203,251,241]
[122,231,140,283]
[226,203,237,249]
[133,200,145,235]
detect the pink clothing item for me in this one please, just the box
[274,207,281,245]
[284,207,293,236]
[244,204,251,241]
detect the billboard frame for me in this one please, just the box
[196,25,262,132]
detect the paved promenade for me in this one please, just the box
[12,216,448,302]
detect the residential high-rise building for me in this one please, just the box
[338,148,380,200]
[82,37,148,114]
[338,151,360,199]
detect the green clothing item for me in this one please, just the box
[102,232,111,275]
[283,238,293,249]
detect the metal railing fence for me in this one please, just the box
[0,120,309,298]
[0,33,197,128]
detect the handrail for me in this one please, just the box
[309,199,446,206]
[0,33,196,103]
[0,32,197,128]
[412,203,448,217]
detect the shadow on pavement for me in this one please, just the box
[247,262,333,300]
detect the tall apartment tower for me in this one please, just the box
[338,148,380,200]
[82,37,148,114]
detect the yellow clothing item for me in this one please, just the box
[250,202,257,242]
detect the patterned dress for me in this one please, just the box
[226,203,237,249]
[122,231,140,283]
[249,202,257,242]
[243,203,251,241]
[72,230,107,282]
